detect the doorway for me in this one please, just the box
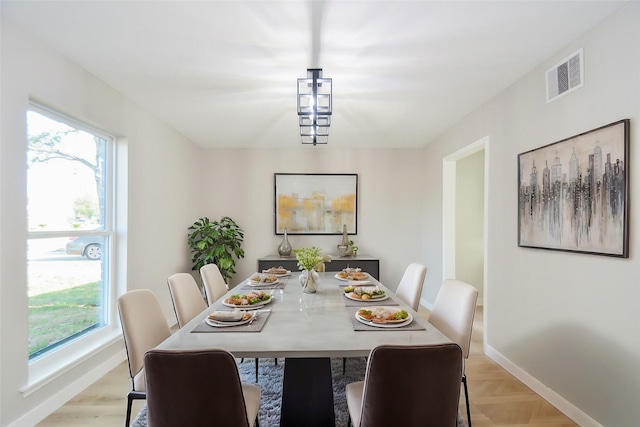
[442,136,488,307]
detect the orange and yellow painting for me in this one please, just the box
[275,174,357,234]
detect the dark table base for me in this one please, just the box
[280,357,336,427]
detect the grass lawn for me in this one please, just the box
[29,281,102,356]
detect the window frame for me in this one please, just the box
[24,102,121,392]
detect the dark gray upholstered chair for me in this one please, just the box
[346,343,463,427]
[117,289,171,427]
[144,348,261,427]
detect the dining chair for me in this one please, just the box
[144,348,261,427]
[200,263,228,306]
[345,343,463,427]
[167,272,207,328]
[428,279,479,427]
[395,263,428,311]
[117,289,172,427]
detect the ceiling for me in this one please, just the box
[2,1,627,149]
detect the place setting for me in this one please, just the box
[239,272,289,291]
[192,290,274,332]
[335,267,371,285]
[241,270,291,291]
[341,285,399,307]
[346,306,425,332]
[261,266,292,277]
[192,307,272,333]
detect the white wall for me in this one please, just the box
[422,4,640,426]
[455,150,484,302]
[0,19,203,426]
[200,147,428,291]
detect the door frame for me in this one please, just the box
[442,136,489,309]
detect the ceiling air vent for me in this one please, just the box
[546,48,583,103]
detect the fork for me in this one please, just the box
[247,311,258,326]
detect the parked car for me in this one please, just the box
[65,236,103,260]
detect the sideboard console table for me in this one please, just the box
[257,255,380,280]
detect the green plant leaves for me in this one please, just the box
[187,216,245,283]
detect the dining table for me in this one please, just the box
[154,270,453,426]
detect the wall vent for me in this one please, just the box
[546,48,584,103]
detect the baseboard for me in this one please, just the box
[8,350,126,427]
[484,344,602,427]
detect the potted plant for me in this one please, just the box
[187,216,245,283]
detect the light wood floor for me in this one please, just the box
[38,306,577,427]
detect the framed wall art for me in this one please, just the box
[274,173,357,235]
[518,119,629,257]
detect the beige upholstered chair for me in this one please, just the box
[395,263,428,311]
[145,348,261,427]
[346,343,463,427]
[167,272,207,328]
[117,289,171,427]
[200,263,228,306]
[428,279,479,427]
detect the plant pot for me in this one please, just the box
[337,245,353,257]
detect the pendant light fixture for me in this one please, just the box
[297,68,332,145]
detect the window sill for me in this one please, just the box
[21,329,123,397]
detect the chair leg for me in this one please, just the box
[343,357,347,374]
[255,358,259,382]
[125,390,146,427]
[125,396,133,427]
[463,374,472,427]
[274,358,278,366]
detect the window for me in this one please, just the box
[26,105,113,362]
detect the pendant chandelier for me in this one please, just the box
[297,68,332,145]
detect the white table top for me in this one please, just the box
[156,272,452,358]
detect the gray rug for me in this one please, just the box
[132,357,468,427]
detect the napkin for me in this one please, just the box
[208,311,246,322]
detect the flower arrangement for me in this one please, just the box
[293,247,325,271]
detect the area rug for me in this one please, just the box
[132,357,467,427]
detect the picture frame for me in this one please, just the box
[274,173,358,235]
[518,119,629,257]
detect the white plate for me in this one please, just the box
[344,280,372,286]
[345,292,389,302]
[334,273,370,282]
[222,295,273,309]
[261,269,291,277]
[205,312,255,327]
[355,308,413,328]
[247,278,280,287]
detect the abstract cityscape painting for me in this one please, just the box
[274,173,357,235]
[518,119,629,257]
